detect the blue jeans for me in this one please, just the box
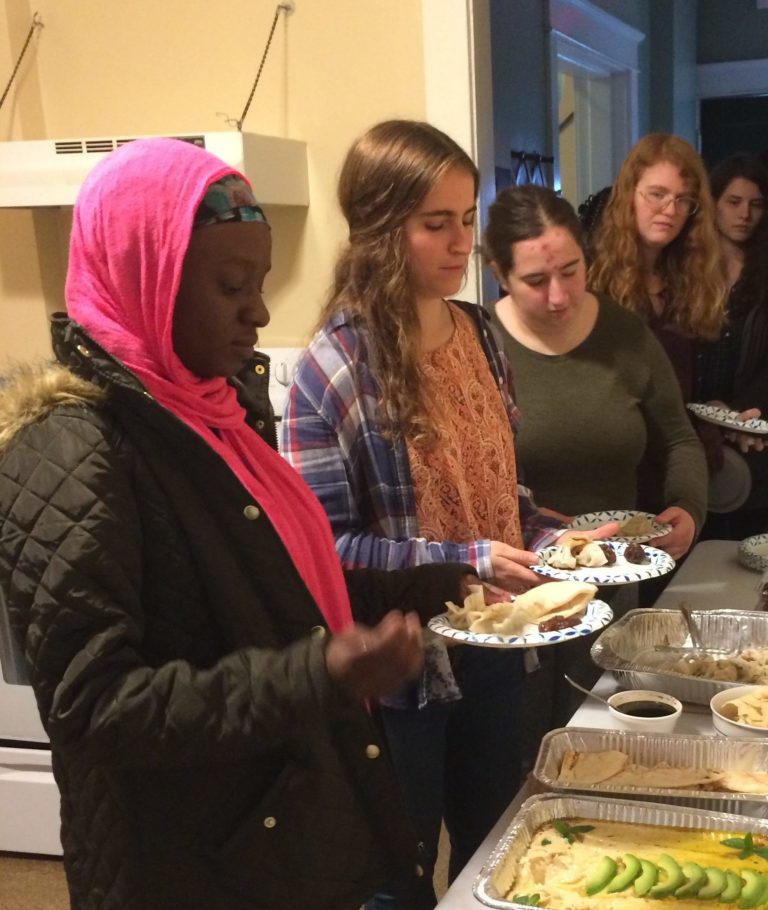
[366,646,525,910]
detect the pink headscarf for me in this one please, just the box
[65,137,352,635]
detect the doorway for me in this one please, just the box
[548,0,643,208]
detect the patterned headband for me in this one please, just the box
[193,174,268,228]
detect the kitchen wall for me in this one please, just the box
[0,0,428,365]
[698,0,768,64]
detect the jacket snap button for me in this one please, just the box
[255,364,266,375]
[310,625,327,640]
[415,864,424,877]
[263,816,277,829]
[256,420,265,430]
[243,505,261,520]
[76,344,92,358]
[365,744,380,759]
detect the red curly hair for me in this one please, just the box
[588,134,726,340]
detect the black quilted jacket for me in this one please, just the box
[0,316,471,910]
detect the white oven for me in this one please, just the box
[0,591,62,855]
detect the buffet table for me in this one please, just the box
[434,539,764,908]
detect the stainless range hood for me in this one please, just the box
[0,131,309,208]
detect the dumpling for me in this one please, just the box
[576,541,609,568]
[547,545,577,569]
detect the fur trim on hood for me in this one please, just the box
[0,363,104,453]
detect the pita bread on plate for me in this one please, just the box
[558,748,629,785]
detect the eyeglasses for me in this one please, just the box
[637,188,699,216]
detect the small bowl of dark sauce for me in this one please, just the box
[607,689,682,732]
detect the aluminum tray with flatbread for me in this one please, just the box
[591,607,768,705]
[533,726,768,814]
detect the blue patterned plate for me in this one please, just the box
[738,533,768,572]
[427,599,613,649]
[687,403,768,435]
[568,509,671,543]
[532,542,675,585]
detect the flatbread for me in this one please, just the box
[558,748,629,785]
[515,581,598,621]
[717,770,768,794]
[609,763,717,789]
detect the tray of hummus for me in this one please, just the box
[591,608,768,705]
[475,793,768,909]
[533,727,768,814]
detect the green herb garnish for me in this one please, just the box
[721,832,768,861]
[512,894,541,906]
[541,838,551,846]
[553,818,595,844]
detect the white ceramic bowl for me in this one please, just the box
[710,685,768,738]
[738,533,768,573]
[607,689,682,733]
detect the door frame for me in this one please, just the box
[548,0,643,198]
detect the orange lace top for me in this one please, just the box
[406,306,523,547]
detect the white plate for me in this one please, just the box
[532,541,675,585]
[687,403,768,435]
[427,599,612,649]
[738,533,768,572]
[567,509,671,543]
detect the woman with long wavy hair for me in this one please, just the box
[589,133,726,398]
[281,119,610,909]
[695,153,768,537]
[588,134,725,534]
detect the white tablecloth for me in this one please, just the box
[434,539,763,908]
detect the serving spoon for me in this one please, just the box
[563,674,611,706]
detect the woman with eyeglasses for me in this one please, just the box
[587,135,725,548]
[694,154,768,538]
[588,134,726,400]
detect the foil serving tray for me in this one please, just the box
[474,792,768,909]
[591,608,767,705]
[533,727,768,814]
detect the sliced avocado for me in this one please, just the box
[634,858,659,897]
[606,853,642,893]
[740,870,767,909]
[675,862,707,899]
[720,870,744,903]
[649,854,685,899]
[697,866,728,900]
[585,856,617,896]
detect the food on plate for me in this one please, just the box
[618,514,656,537]
[599,543,617,565]
[555,748,765,793]
[665,648,768,684]
[444,581,597,637]
[575,541,608,568]
[719,689,768,728]
[492,817,768,909]
[538,614,582,633]
[548,537,609,569]
[624,542,648,564]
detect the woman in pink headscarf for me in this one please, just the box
[0,138,480,910]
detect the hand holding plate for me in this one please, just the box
[650,507,695,560]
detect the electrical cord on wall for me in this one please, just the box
[236,1,294,132]
[0,12,43,112]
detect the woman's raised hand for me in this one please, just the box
[325,611,424,701]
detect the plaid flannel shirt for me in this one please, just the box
[280,301,560,576]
